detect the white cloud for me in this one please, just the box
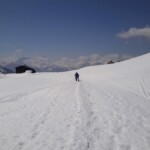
[117,26,150,40]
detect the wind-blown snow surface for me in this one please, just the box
[0,53,150,150]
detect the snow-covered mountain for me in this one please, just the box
[0,65,14,74]
[0,53,150,150]
[0,54,132,72]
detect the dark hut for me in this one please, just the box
[107,60,114,64]
[16,65,36,73]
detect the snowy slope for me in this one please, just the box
[0,53,150,150]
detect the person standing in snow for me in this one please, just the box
[74,72,79,81]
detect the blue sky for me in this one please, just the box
[0,0,150,59]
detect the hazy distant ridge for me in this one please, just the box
[0,54,132,72]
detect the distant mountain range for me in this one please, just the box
[0,66,14,74]
[0,54,132,73]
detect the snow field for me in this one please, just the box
[0,53,150,150]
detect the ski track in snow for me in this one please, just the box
[69,82,99,150]
[139,74,150,98]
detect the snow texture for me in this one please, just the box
[0,53,150,150]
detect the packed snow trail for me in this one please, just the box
[0,80,78,150]
[0,53,150,150]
